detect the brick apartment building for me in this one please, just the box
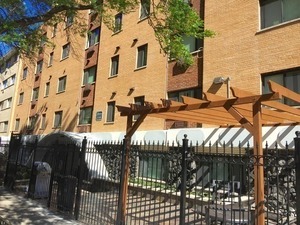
[2,0,300,138]
[0,49,21,140]
[11,3,167,136]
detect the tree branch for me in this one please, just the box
[0,4,94,34]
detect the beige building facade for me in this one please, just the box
[4,0,300,137]
[11,4,167,136]
[0,50,22,140]
[203,0,300,99]
[13,13,88,135]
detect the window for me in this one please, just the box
[48,52,54,66]
[262,69,300,106]
[134,96,145,120]
[2,80,7,89]
[41,114,46,129]
[0,121,8,132]
[183,36,200,53]
[62,43,70,59]
[140,0,150,19]
[138,156,167,180]
[0,98,12,110]
[22,67,28,79]
[6,98,11,108]
[58,76,67,92]
[3,75,16,87]
[45,82,50,97]
[52,23,57,37]
[83,66,96,85]
[168,88,201,102]
[260,0,300,29]
[54,111,63,128]
[19,92,24,104]
[110,55,119,76]
[28,116,36,130]
[32,87,39,101]
[65,15,74,27]
[40,33,47,47]
[36,60,43,73]
[86,28,100,48]
[9,75,15,86]
[137,44,148,68]
[114,13,123,33]
[79,107,93,125]
[15,119,20,131]
[106,101,115,123]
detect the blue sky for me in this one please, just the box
[0,0,50,57]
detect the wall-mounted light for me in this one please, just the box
[213,76,231,98]
[133,38,138,43]
[129,87,135,92]
[112,91,117,95]
[213,76,227,84]
[116,46,120,51]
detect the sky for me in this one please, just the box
[0,0,50,57]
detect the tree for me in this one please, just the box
[0,0,214,66]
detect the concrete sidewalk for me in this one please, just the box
[0,187,83,225]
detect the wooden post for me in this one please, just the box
[252,101,265,225]
[116,115,133,225]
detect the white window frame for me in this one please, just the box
[52,23,57,37]
[133,96,145,121]
[48,52,54,66]
[140,0,150,19]
[83,67,96,85]
[65,15,74,27]
[54,111,63,128]
[260,0,300,29]
[45,82,50,97]
[57,76,67,93]
[110,55,119,77]
[15,119,20,131]
[23,67,28,79]
[114,13,123,33]
[36,60,43,74]
[19,92,24,104]
[106,101,115,123]
[32,88,39,101]
[62,43,70,59]
[79,107,93,125]
[86,28,100,48]
[0,121,8,132]
[136,44,148,68]
[41,114,46,129]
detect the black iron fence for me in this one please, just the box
[4,134,299,224]
[0,143,9,186]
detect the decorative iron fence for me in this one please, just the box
[0,143,9,186]
[4,134,298,224]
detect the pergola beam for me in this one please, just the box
[116,81,300,225]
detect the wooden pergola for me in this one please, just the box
[116,81,300,225]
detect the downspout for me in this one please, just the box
[198,0,205,98]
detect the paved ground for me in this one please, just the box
[0,186,83,225]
